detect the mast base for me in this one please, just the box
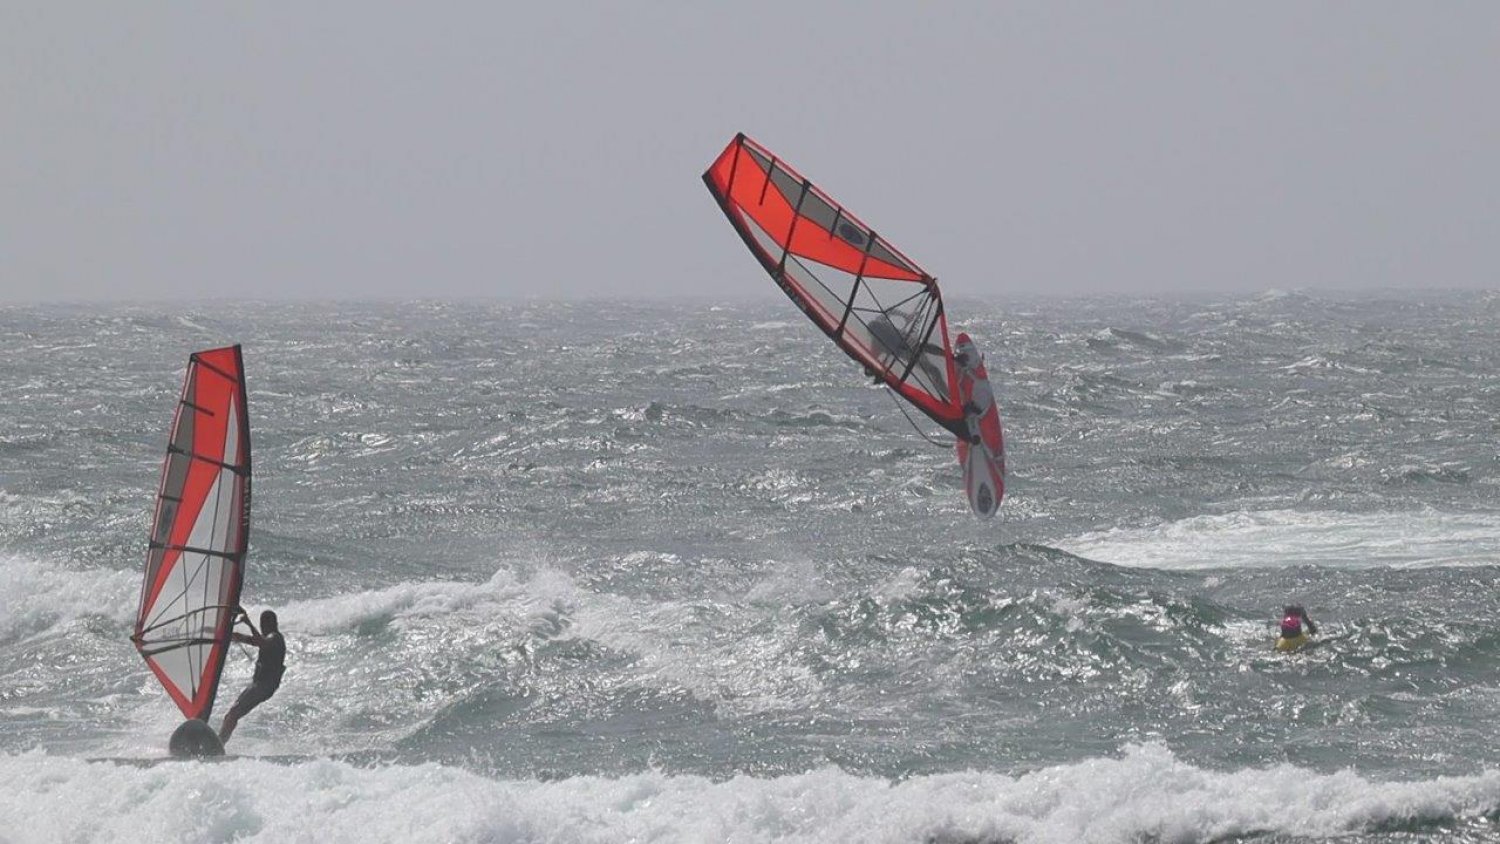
[168,718,226,758]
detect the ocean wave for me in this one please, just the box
[1381,463,1473,486]
[3,744,1497,843]
[1060,508,1500,570]
[0,555,136,641]
[1105,327,1180,352]
[279,568,577,637]
[273,564,825,719]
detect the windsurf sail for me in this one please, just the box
[703,133,966,437]
[132,345,251,721]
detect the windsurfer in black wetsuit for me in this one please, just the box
[218,608,286,745]
[865,314,947,391]
[954,337,989,445]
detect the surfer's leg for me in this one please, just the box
[218,683,273,744]
[218,710,240,744]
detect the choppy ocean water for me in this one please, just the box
[2,291,1499,843]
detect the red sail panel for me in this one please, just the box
[703,133,965,435]
[133,345,251,721]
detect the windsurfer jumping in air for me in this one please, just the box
[703,133,1006,516]
[955,337,990,445]
[218,608,286,744]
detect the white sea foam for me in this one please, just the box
[278,567,577,636]
[561,575,827,716]
[745,558,836,605]
[1061,508,1500,570]
[0,554,136,640]
[274,564,824,717]
[1,743,1496,844]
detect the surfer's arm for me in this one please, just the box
[233,608,263,640]
[1297,609,1319,635]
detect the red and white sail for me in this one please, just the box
[703,133,967,438]
[132,345,251,720]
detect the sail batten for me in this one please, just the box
[133,345,251,721]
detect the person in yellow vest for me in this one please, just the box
[1275,604,1319,652]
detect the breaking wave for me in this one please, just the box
[3,744,1498,844]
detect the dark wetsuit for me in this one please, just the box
[228,631,285,719]
[866,315,947,391]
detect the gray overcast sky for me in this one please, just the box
[3,3,1497,302]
